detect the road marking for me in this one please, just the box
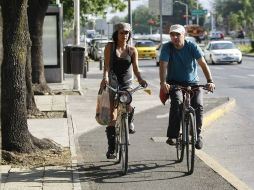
[211,67,224,70]
[229,74,247,78]
[156,113,168,119]
[247,74,254,77]
[151,136,168,142]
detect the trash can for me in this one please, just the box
[70,46,85,74]
[63,46,72,74]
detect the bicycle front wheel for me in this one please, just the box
[186,112,195,175]
[115,126,121,164]
[120,117,128,175]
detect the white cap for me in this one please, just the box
[169,24,185,34]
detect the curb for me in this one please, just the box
[203,97,236,129]
[197,98,252,190]
[243,54,254,58]
[66,96,82,190]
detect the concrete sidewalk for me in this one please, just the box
[0,61,236,190]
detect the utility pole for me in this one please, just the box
[174,1,188,25]
[73,0,80,90]
[128,0,133,45]
[159,0,162,44]
[196,1,199,25]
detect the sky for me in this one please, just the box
[106,0,213,21]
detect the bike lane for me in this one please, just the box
[77,104,236,190]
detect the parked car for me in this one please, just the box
[91,40,111,61]
[135,40,157,59]
[209,31,224,40]
[155,42,165,66]
[204,40,242,64]
[88,37,108,59]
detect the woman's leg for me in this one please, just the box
[128,105,135,134]
[105,92,117,159]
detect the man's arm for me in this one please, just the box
[197,56,215,91]
[159,60,170,93]
[131,47,147,87]
[159,60,167,84]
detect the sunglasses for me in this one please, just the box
[170,32,181,37]
[119,31,129,35]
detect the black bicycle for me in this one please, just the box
[107,84,148,175]
[173,84,210,175]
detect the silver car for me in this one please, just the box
[91,40,111,61]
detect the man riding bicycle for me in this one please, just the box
[159,24,215,149]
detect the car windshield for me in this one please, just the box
[211,43,235,50]
[135,41,155,47]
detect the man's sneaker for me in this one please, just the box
[129,122,136,134]
[106,151,116,159]
[166,138,176,145]
[195,136,203,150]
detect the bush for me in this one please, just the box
[251,40,254,50]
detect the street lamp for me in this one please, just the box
[174,1,188,25]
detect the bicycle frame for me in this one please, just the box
[174,84,208,174]
[115,101,129,145]
[106,84,145,175]
[181,88,197,145]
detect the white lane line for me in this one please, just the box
[229,74,247,79]
[210,67,225,70]
[156,113,168,119]
[247,74,254,77]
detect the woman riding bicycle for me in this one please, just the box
[101,22,147,159]
[159,24,215,150]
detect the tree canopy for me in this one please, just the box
[213,0,254,37]
[58,0,126,26]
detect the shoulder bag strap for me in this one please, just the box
[169,42,173,64]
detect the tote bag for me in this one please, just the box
[95,88,111,125]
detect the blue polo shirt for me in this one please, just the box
[159,40,203,84]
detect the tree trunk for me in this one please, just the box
[1,0,59,153]
[28,0,51,95]
[1,0,35,152]
[26,41,41,116]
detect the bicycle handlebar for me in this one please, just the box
[106,84,147,105]
[170,84,212,93]
[106,84,146,95]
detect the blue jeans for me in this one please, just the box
[167,86,203,138]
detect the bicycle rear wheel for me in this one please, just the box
[186,112,195,175]
[176,119,184,162]
[120,117,128,175]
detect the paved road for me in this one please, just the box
[199,56,254,189]
[70,60,239,190]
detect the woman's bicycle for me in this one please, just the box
[172,84,210,175]
[106,83,149,175]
